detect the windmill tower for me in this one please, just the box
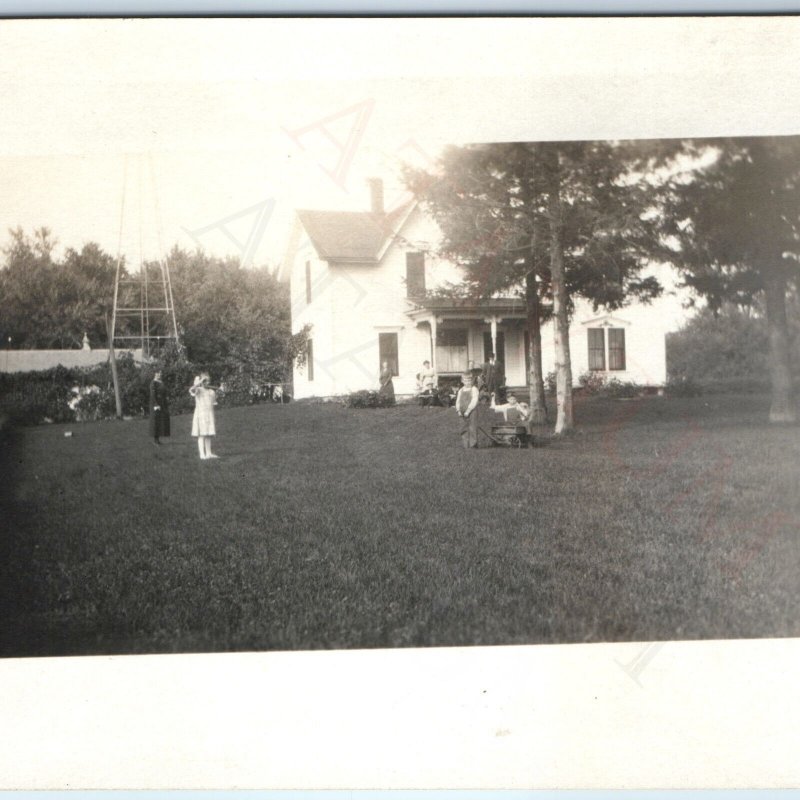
[110,153,180,360]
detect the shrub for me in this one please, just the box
[577,371,607,395]
[573,371,644,399]
[72,385,109,421]
[0,366,82,425]
[604,378,643,399]
[344,390,395,409]
[0,346,297,425]
[666,376,703,397]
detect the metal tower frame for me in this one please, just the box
[110,154,180,360]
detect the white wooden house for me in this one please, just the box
[288,179,682,399]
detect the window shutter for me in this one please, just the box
[588,328,606,370]
[608,328,626,371]
[305,261,312,304]
[307,338,314,381]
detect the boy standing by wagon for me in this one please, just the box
[455,372,480,449]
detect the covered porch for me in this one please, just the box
[406,298,529,387]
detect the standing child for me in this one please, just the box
[149,370,170,445]
[455,372,480,448]
[189,373,219,460]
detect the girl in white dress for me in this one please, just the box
[189,373,219,460]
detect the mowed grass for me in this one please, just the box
[1,393,798,657]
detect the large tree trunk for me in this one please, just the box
[521,145,547,425]
[544,146,574,434]
[525,270,548,425]
[764,266,795,423]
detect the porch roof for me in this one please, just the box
[406,296,527,321]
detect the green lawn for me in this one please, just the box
[1,393,798,657]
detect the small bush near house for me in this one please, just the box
[575,371,644,399]
[604,378,643,399]
[577,371,608,395]
[344,390,396,409]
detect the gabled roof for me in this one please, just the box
[296,201,414,263]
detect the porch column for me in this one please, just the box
[429,316,438,372]
[484,315,499,358]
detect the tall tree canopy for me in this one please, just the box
[161,246,307,382]
[405,140,665,432]
[0,231,306,385]
[661,136,800,422]
[0,227,118,349]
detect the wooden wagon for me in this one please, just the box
[488,423,530,448]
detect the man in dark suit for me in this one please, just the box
[149,371,170,445]
[482,353,505,402]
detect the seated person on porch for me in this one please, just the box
[490,393,529,423]
[416,360,437,397]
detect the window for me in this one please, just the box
[608,328,626,371]
[305,260,312,304]
[587,327,626,371]
[379,332,399,376]
[482,331,505,364]
[435,329,468,373]
[588,328,606,371]
[406,252,425,298]
[306,338,314,381]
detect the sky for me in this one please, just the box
[0,16,798,318]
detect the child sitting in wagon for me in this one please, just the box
[490,393,529,423]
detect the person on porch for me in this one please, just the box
[378,360,395,404]
[416,360,437,406]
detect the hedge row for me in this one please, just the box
[0,354,290,426]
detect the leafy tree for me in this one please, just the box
[405,140,664,433]
[0,228,118,349]
[1,231,307,393]
[161,246,308,384]
[666,305,772,391]
[661,137,800,422]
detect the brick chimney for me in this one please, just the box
[367,177,384,215]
